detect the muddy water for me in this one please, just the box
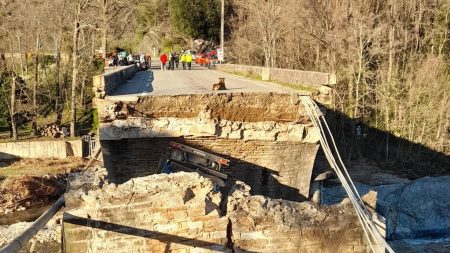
[0,204,51,225]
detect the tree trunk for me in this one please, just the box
[385,20,395,161]
[101,0,108,59]
[31,34,39,136]
[17,33,24,76]
[7,38,17,140]
[55,0,67,125]
[55,32,63,125]
[80,75,86,110]
[0,53,5,69]
[10,75,18,141]
[70,3,81,137]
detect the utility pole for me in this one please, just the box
[220,0,225,63]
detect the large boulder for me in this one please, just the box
[323,175,450,240]
[378,176,450,239]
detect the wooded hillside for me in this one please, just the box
[0,0,448,165]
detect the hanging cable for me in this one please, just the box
[300,96,395,253]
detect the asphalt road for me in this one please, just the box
[108,61,291,100]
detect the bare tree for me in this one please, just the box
[70,0,94,137]
[95,0,137,59]
[233,0,297,67]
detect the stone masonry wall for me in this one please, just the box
[63,171,370,253]
[93,65,137,98]
[63,170,230,253]
[98,93,321,201]
[99,116,319,142]
[216,64,336,87]
[101,137,319,201]
[215,65,334,104]
[227,182,371,253]
[96,93,311,124]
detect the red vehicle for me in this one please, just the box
[195,50,218,68]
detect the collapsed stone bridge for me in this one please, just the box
[91,64,336,200]
[61,65,375,252]
[97,93,320,201]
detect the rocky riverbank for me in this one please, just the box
[0,212,62,252]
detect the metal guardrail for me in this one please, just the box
[0,196,65,253]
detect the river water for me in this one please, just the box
[0,204,51,225]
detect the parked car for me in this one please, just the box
[196,50,218,67]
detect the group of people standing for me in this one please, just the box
[160,50,193,71]
[107,51,151,69]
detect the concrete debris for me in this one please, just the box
[64,171,230,253]
[0,213,62,252]
[323,175,450,241]
[0,222,60,245]
[66,167,108,194]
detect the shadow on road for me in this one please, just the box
[112,70,154,96]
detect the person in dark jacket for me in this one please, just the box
[174,53,180,69]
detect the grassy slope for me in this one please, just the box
[0,158,86,179]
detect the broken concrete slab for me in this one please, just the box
[100,117,317,143]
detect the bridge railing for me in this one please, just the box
[216,63,336,87]
[93,65,138,99]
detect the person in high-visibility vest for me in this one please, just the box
[180,51,187,70]
[185,51,193,70]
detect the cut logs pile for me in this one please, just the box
[39,124,68,138]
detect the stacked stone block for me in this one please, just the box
[63,171,230,253]
[227,182,371,253]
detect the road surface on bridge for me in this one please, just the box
[108,62,292,100]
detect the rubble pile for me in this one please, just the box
[0,174,66,212]
[226,182,369,253]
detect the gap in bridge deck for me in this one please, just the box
[101,137,319,202]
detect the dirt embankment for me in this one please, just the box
[100,93,311,123]
[0,175,66,212]
[0,158,86,214]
